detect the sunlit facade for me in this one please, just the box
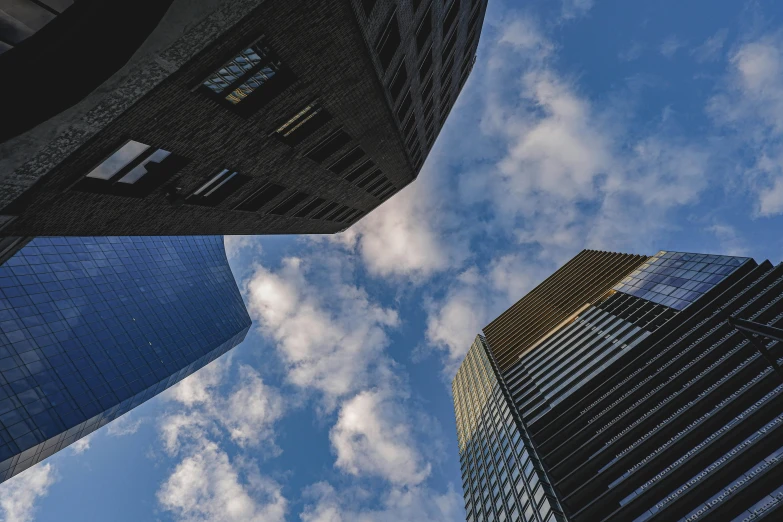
[454,249,783,521]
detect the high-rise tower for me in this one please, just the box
[0,236,251,483]
[453,249,783,522]
[0,0,489,246]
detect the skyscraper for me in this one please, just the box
[0,0,489,245]
[0,236,251,483]
[453,249,783,522]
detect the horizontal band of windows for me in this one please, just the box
[272,103,331,147]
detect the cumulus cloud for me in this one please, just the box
[299,482,463,522]
[69,435,92,455]
[161,360,285,453]
[0,463,56,522]
[330,389,430,486]
[224,235,262,261]
[158,441,286,522]
[332,168,468,282]
[157,360,288,522]
[245,255,399,409]
[708,31,783,216]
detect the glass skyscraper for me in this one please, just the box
[453,249,783,522]
[0,236,251,483]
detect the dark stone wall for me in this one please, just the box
[1,0,488,237]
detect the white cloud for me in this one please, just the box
[107,414,145,437]
[619,42,644,62]
[330,389,430,486]
[224,236,262,261]
[560,0,594,21]
[245,256,399,409]
[708,31,783,216]
[161,360,285,452]
[157,360,288,522]
[706,224,749,256]
[300,482,463,522]
[0,463,56,522]
[660,35,685,58]
[333,170,468,282]
[692,29,729,62]
[158,441,287,522]
[69,435,92,455]
[425,269,489,372]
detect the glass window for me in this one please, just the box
[86,141,149,180]
[202,40,285,106]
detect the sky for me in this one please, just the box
[3,0,783,520]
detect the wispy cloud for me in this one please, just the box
[660,35,686,58]
[560,0,594,21]
[692,29,729,62]
[708,31,783,216]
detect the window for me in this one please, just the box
[333,207,355,222]
[422,76,434,101]
[377,185,396,200]
[397,90,413,122]
[305,130,352,163]
[441,55,455,84]
[324,204,349,221]
[361,0,378,16]
[468,3,481,34]
[356,169,383,188]
[389,60,408,101]
[372,181,392,197]
[406,130,418,150]
[441,76,453,102]
[340,209,361,222]
[76,140,186,197]
[419,48,433,81]
[345,160,375,182]
[201,38,293,112]
[294,197,326,218]
[186,169,250,207]
[312,202,339,219]
[443,0,460,35]
[403,113,417,137]
[366,177,386,193]
[268,191,310,215]
[233,182,285,212]
[273,103,331,146]
[423,97,434,117]
[376,11,401,71]
[416,8,432,52]
[442,28,458,61]
[412,0,424,13]
[328,147,365,175]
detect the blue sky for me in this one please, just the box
[4,0,783,520]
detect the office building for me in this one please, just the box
[0,236,251,483]
[453,249,783,522]
[0,0,489,247]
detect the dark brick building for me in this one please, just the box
[0,0,488,239]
